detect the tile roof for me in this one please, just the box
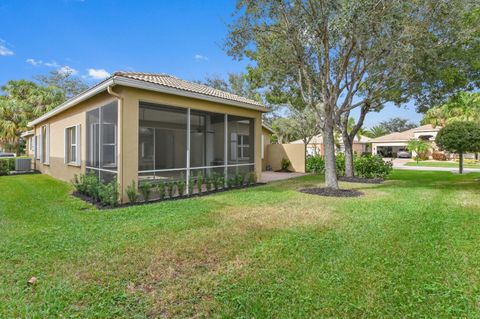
[291,134,370,144]
[369,124,440,143]
[113,71,265,109]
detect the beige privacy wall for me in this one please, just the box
[266,144,306,173]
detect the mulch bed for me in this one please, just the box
[299,187,364,197]
[338,176,384,184]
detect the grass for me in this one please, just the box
[1,171,480,317]
[405,160,480,169]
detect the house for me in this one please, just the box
[27,72,270,203]
[370,124,440,158]
[21,130,35,157]
[290,134,371,156]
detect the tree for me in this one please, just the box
[226,0,471,188]
[423,92,480,126]
[407,139,431,164]
[365,126,388,139]
[435,121,480,173]
[379,118,417,134]
[36,69,88,99]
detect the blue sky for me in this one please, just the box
[0,0,422,127]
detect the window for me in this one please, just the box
[40,125,50,164]
[65,125,80,165]
[29,137,34,152]
[86,102,117,182]
[237,134,250,160]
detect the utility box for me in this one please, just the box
[15,158,32,172]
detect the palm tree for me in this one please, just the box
[423,92,480,126]
[0,99,29,153]
[365,125,388,138]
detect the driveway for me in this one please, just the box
[260,171,308,183]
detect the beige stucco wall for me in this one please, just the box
[261,127,272,170]
[32,91,117,182]
[266,144,306,173]
[32,86,265,203]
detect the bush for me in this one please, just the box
[0,158,15,175]
[157,182,166,199]
[213,173,224,190]
[354,154,393,178]
[432,152,447,161]
[205,176,213,192]
[188,176,194,195]
[227,177,235,188]
[167,182,176,198]
[139,182,152,202]
[84,172,100,201]
[235,173,244,187]
[98,178,119,206]
[281,157,291,171]
[306,155,325,173]
[177,176,186,196]
[335,152,346,177]
[126,181,138,203]
[196,173,203,193]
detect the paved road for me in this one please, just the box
[390,158,480,173]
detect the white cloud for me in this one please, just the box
[87,68,110,80]
[26,58,43,66]
[0,39,14,56]
[44,61,60,68]
[58,65,78,75]
[194,54,208,61]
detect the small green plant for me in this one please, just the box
[177,175,186,196]
[205,176,213,192]
[213,173,224,190]
[196,173,203,193]
[139,182,152,202]
[306,155,325,173]
[188,176,194,195]
[227,177,235,188]
[0,158,14,176]
[281,157,291,171]
[157,182,166,200]
[84,171,100,201]
[248,171,257,185]
[167,182,176,198]
[98,178,119,207]
[126,181,138,203]
[235,173,244,187]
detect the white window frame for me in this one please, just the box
[41,124,50,165]
[64,125,81,166]
[237,134,250,160]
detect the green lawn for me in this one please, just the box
[405,160,480,169]
[1,171,480,318]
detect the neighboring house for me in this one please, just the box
[21,130,35,157]
[261,124,273,170]
[290,134,371,156]
[27,72,269,203]
[370,124,440,158]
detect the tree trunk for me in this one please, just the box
[323,119,339,189]
[459,151,464,174]
[343,135,354,177]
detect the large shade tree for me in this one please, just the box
[435,121,480,173]
[226,0,476,187]
[423,92,480,126]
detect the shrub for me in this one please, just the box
[98,178,119,206]
[335,152,346,177]
[157,182,166,200]
[205,176,213,192]
[213,173,224,190]
[354,154,393,179]
[306,155,325,173]
[126,181,138,203]
[227,177,235,188]
[196,173,203,193]
[177,176,186,196]
[281,157,291,171]
[188,176,194,195]
[84,172,100,201]
[235,173,244,187]
[432,152,447,161]
[167,182,176,198]
[0,158,14,175]
[139,182,152,202]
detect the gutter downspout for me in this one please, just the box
[107,84,124,203]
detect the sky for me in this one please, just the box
[0,0,423,128]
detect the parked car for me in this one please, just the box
[0,152,16,158]
[397,151,411,158]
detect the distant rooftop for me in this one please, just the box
[369,124,440,143]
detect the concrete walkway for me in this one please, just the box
[391,158,480,173]
[260,171,308,183]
